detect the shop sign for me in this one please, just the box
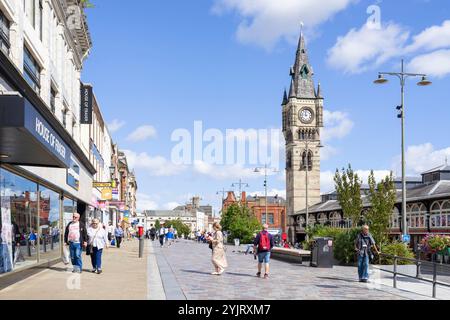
[80,84,93,124]
[93,182,112,188]
[24,101,71,167]
[101,188,113,201]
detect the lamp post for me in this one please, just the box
[374,59,431,240]
[303,137,323,242]
[254,164,279,226]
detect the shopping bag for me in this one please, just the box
[111,238,116,246]
[62,245,70,265]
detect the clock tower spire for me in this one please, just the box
[282,27,324,243]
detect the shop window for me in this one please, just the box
[0,168,38,274]
[39,186,61,261]
[0,10,10,55]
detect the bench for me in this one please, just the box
[270,247,311,264]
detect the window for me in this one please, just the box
[50,87,56,113]
[286,151,292,170]
[318,213,327,225]
[301,151,313,171]
[391,207,400,228]
[23,46,41,93]
[24,0,35,28]
[62,108,67,128]
[407,203,426,228]
[431,201,450,228]
[39,186,61,261]
[0,10,10,55]
[38,0,43,40]
[330,212,341,228]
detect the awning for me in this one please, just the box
[0,94,71,168]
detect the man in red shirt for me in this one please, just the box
[253,224,274,279]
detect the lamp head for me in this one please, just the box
[374,74,388,84]
[417,76,432,86]
[254,168,260,173]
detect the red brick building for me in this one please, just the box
[223,191,287,233]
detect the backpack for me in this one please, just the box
[259,232,270,251]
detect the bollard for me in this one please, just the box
[27,240,31,257]
[139,236,144,258]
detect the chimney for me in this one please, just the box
[241,191,247,204]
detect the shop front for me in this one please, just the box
[0,61,96,276]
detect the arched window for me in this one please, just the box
[286,151,292,170]
[308,214,316,227]
[431,201,443,228]
[301,151,312,171]
[330,212,341,228]
[407,203,426,228]
[297,215,306,229]
[318,213,327,225]
[391,207,400,228]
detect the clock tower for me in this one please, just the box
[282,31,324,242]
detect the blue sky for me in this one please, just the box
[82,0,450,213]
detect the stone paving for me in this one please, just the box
[154,239,434,300]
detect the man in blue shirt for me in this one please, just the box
[253,224,274,279]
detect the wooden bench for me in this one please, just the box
[270,247,311,264]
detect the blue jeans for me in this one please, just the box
[69,242,82,271]
[90,247,103,270]
[358,254,369,280]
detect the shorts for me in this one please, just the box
[258,251,271,264]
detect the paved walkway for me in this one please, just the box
[0,238,444,300]
[152,239,434,300]
[0,239,148,300]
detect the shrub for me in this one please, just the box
[378,242,415,265]
[334,228,361,265]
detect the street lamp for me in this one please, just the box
[254,164,279,227]
[374,59,432,240]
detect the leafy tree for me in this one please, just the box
[155,219,161,230]
[221,203,261,244]
[366,171,397,247]
[334,164,363,227]
[169,219,191,238]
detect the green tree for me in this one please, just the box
[366,171,397,247]
[334,164,363,227]
[221,203,261,244]
[155,219,161,230]
[170,219,191,238]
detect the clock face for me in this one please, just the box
[299,108,313,123]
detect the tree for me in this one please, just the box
[170,219,191,238]
[155,219,161,230]
[366,171,397,247]
[334,164,363,227]
[221,203,261,244]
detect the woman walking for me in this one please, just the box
[207,222,228,275]
[87,219,109,274]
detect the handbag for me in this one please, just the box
[86,228,100,256]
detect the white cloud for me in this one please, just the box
[126,125,157,142]
[247,188,286,200]
[322,110,354,142]
[193,160,256,180]
[408,49,450,78]
[320,169,393,194]
[163,202,182,210]
[391,143,450,176]
[108,119,126,133]
[405,20,450,53]
[136,193,159,211]
[327,23,409,73]
[212,0,357,50]
[123,150,186,176]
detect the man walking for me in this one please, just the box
[158,225,166,247]
[64,213,88,273]
[114,224,124,248]
[253,224,274,279]
[355,225,380,283]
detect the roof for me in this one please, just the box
[144,210,195,218]
[421,165,450,175]
[293,180,450,216]
[246,196,286,205]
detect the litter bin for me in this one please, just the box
[310,237,334,268]
[234,238,240,246]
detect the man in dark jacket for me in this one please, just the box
[253,224,274,279]
[64,213,88,273]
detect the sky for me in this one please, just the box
[81,0,450,214]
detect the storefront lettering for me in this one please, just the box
[35,118,66,159]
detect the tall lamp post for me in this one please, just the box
[374,59,432,240]
[254,164,279,226]
[303,137,323,242]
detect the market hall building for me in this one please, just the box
[0,0,95,277]
[289,164,450,250]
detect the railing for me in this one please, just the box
[376,253,450,299]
